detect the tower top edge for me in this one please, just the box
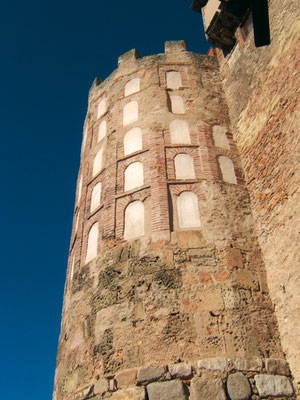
[88,40,216,98]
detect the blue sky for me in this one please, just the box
[0,1,209,398]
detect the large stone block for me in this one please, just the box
[147,380,187,400]
[265,358,290,376]
[227,373,251,400]
[94,378,108,395]
[115,368,137,388]
[254,374,294,397]
[197,357,228,371]
[168,363,192,379]
[137,366,165,384]
[196,290,224,311]
[110,386,145,400]
[190,377,226,400]
[177,231,207,249]
[233,358,262,372]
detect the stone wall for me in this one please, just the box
[216,0,300,390]
[53,41,296,400]
[69,357,295,400]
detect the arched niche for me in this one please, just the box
[124,201,144,240]
[175,154,195,180]
[212,125,230,149]
[93,148,103,177]
[77,176,82,205]
[97,98,107,119]
[177,191,201,229]
[166,71,182,89]
[170,120,191,144]
[170,95,185,114]
[124,162,144,191]
[98,120,107,142]
[218,156,237,184]
[125,78,140,97]
[123,101,138,126]
[124,127,142,155]
[90,182,102,212]
[86,223,98,263]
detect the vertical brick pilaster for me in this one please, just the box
[149,127,170,234]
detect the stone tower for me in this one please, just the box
[53,41,296,400]
[192,0,300,396]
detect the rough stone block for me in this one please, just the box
[233,358,262,371]
[83,385,94,398]
[254,374,294,397]
[265,358,290,376]
[197,357,228,371]
[165,40,186,53]
[147,380,187,400]
[94,379,108,395]
[177,230,207,249]
[168,363,192,379]
[115,368,137,388]
[231,270,259,290]
[196,289,224,311]
[190,376,226,400]
[137,366,165,384]
[226,248,243,268]
[227,373,251,400]
[110,386,145,400]
[118,49,140,66]
[109,379,117,392]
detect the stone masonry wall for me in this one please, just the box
[53,42,295,400]
[216,0,300,391]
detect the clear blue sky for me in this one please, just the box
[0,1,209,398]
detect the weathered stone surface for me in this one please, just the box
[52,20,300,400]
[190,376,226,400]
[227,373,251,400]
[197,357,227,371]
[115,368,137,388]
[168,363,192,379]
[83,385,94,398]
[137,367,165,384]
[109,379,117,392]
[177,230,207,248]
[233,358,262,372]
[94,379,108,395]
[254,374,294,397]
[266,358,290,376]
[109,386,145,400]
[147,380,187,400]
[219,0,300,387]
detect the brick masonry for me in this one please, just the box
[53,34,298,400]
[215,0,300,392]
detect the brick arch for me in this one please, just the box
[169,184,205,200]
[115,191,150,238]
[124,161,144,192]
[165,147,201,181]
[117,152,150,194]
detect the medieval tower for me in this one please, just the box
[53,1,299,399]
